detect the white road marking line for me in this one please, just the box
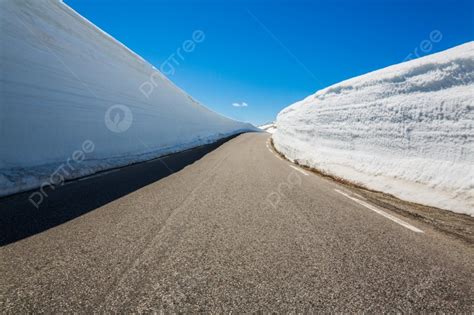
[352,192,367,200]
[334,189,424,233]
[289,165,309,176]
[78,168,121,181]
[266,141,285,161]
[267,144,282,159]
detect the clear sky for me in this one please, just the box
[65,0,473,126]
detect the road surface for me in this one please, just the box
[0,133,472,312]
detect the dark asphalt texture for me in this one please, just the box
[0,132,472,312]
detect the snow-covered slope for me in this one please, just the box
[0,0,256,197]
[273,42,474,215]
[259,122,276,134]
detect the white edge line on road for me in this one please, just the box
[266,142,284,161]
[334,189,424,233]
[78,168,121,181]
[352,192,367,200]
[289,165,309,176]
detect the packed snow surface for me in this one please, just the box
[274,42,474,215]
[0,0,256,196]
[259,123,276,134]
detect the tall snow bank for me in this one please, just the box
[274,42,474,215]
[0,0,256,197]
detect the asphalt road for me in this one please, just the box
[0,132,472,312]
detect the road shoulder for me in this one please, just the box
[269,137,474,244]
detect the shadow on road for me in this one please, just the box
[0,134,242,246]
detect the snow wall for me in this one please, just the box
[273,42,473,215]
[0,0,257,197]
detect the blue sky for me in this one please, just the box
[65,0,473,126]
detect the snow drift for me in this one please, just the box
[259,122,276,134]
[0,0,256,197]
[273,42,474,215]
